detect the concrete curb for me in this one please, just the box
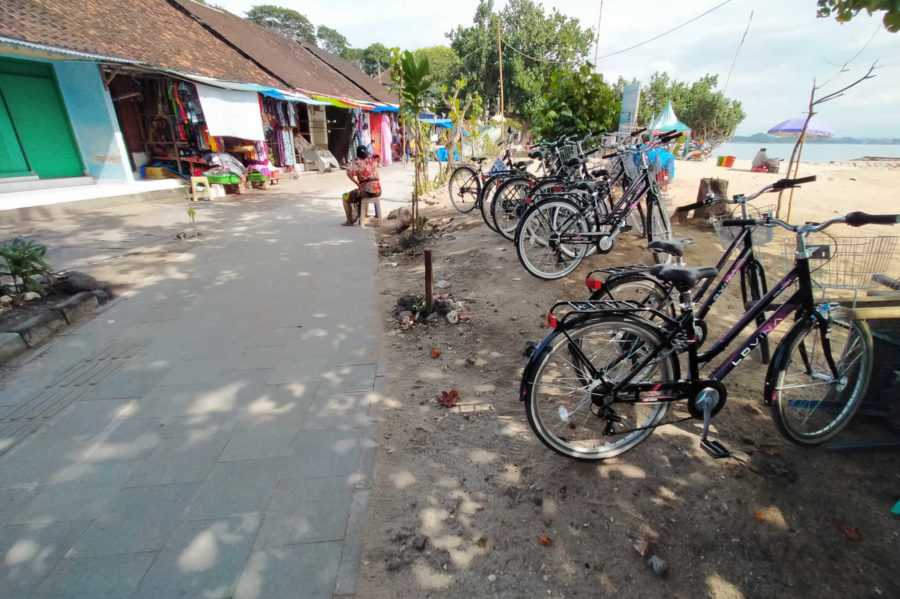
[0,291,102,365]
[53,291,100,325]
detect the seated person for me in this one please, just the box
[342,146,382,225]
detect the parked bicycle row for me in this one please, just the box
[448,143,900,462]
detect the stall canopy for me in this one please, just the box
[196,83,265,140]
[649,101,691,134]
[419,116,453,129]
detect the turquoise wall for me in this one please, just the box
[52,61,132,182]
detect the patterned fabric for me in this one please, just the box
[347,157,381,196]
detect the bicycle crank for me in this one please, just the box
[688,382,730,459]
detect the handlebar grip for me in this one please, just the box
[772,175,817,190]
[629,127,647,137]
[657,130,681,142]
[845,212,900,227]
[584,147,602,156]
[721,219,758,227]
[602,152,618,159]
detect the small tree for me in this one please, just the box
[397,51,433,236]
[531,64,618,139]
[0,238,51,295]
[440,78,476,178]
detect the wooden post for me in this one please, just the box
[496,19,504,117]
[424,249,433,313]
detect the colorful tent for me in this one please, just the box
[649,101,691,134]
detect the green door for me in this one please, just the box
[0,90,30,178]
[0,59,84,179]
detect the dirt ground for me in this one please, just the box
[357,160,900,599]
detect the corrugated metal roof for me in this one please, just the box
[0,0,280,87]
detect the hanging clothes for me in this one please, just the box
[380,116,393,166]
[369,113,383,162]
[280,129,296,166]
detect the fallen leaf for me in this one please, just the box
[538,533,553,547]
[841,526,862,542]
[430,347,442,359]
[437,388,460,408]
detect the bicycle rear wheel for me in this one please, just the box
[448,166,481,214]
[492,177,530,240]
[516,198,589,280]
[766,308,872,445]
[524,316,677,460]
[480,176,503,231]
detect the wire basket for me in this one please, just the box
[781,235,900,297]
[711,204,776,247]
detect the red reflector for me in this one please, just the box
[547,313,558,329]
[551,186,564,192]
[586,276,603,291]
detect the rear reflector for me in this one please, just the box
[585,276,603,291]
[547,313,558,329]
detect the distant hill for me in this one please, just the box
[730,133,900,144]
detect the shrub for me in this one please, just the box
[0,237,51,295]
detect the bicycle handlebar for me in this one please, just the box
[772,175,817,190]
[845,211,900,227]
[721,212,900,234]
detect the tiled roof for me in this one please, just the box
[301,43,399,104]
[0,0,280,87]
[173,0,380,101]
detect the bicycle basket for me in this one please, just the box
[781,235,899,294]
[711,204,776,247]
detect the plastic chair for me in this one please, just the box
[358,196,382,226]
[189,176,212,202]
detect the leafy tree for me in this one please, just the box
[531,65,618,139]
[449,0,593,117]
[246,5,316,43]
[361,43,392,76]
[414,46,461,92]
[638,73,745,143]
[317,25,349,56]
[817,0,900,32]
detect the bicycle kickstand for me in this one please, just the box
[697,388,730,459]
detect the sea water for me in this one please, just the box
[717,142,900,163]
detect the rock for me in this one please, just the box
[436,279,451,289]
[397,311,415,328]
[22,291,42,302]
[647,555,668,577]
[633,537,653,558]
[446,310,459,324]
[488,574,497,582]
[0,295,12,306]
[387,208,413,233]
[57,271,101,294]
[0,332,28,364]
[412,535,428,551]
[12,311,67,347]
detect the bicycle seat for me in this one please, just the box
[591,168,609,178]
[514,161,530,170]
[473,157,487,163]
[651,265,718,291]
[648,238,694,258]
[574,180,599,192]
[528,150,543,159]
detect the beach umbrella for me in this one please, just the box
[767,116,834,138]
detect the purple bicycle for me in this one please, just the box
[521,185,899,460]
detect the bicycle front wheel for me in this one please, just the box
[516,199,590,280]
[448,166,480,214]
[766,308,872,445]
[492,177,531,240]
[480,176,503,231]
[524,316,677,460]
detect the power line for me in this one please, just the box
[817,22,881,90]
[596,0,735,61]
[722,9,753,95]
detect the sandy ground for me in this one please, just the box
[357,158,900,599]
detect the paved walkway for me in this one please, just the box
[0,166,409,598]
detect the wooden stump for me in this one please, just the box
[673,178,729,224]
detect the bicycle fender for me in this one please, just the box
[590,271,667,301]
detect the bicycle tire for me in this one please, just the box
[740,259,770,364]
[448,166,480,214]
[515,197,590,280]
[480,175,502,231]
[523,314,678,460]
[590,272,675,318]
[765,309,872,445]
[492,176,531,240]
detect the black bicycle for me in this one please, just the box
[522,202,898,460]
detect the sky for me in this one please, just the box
[214,0,900,137]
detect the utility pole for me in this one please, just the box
[496,18,504,117]
[594,0,604,68]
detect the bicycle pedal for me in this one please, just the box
[700,438,731,459]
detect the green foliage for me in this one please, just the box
[397,51,434,234]
[361,43,392,76]
[531,65,617,139]
[638,72,745,142]
[0,237,51,295]
[317,25,350,56]
[414,46,461,93]
[246,5,316,42]
[817,0,900,32]
[449,0,593,117]
[186,206,198,227]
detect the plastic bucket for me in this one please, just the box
[716,156,726,166]
[723,155,736,168]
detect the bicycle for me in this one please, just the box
[513,137,677,280]
[582,178,800,356]
[521,202,899,460]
